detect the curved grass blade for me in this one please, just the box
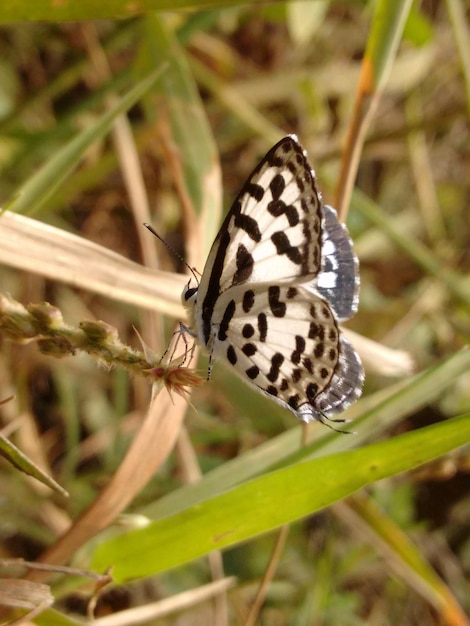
[0,427,68,498]
[92,413,470,581]
[141,348,470,520]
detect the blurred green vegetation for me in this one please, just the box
[0,2,469,625]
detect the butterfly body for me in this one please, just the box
[182,135,363,424]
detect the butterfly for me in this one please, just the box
[177,135,363,425]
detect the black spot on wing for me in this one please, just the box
[258,313,268,342]
[308,322,320,339]
[268,286,286,317]
[269,174,285,200]
[242,343,257,357]
[227,345,237,365]
[246,183,264,201]
[306,382,318,402]
[303,357,313,374]
[271,231,302,265]
[246,365,260,380]
[296,176,305,193]
[268,200,299,227]
[288,395,300,410]
[242,323,254,338]
[242,290,255,313]
[234,213,261,242]
[267,352,284,383]
[218,300,236,341]
[291,335,306,364]
[232,243,254,286]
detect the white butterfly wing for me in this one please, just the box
[187,135,363,424]
[208,284,363,422]
[195,136,322,346]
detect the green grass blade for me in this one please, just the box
[92,413,470,582]
[352,188,470,309]
[0,0,273,23]
[142,348,470,520]
[2,68,165,216]
[0,431,68,497]
[364,0,414,93]
[140,14,221,261]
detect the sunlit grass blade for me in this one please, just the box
[0,211,185,318]
[141,347,470,521]
[336,0,414,219]
[92,413,470,582]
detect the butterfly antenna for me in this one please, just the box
[143,222,199,285]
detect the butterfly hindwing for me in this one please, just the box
[207,282,362,421]
[316,205,359,322]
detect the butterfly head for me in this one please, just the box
[181,280,199,335]
[181,280,198,308]
[182,280,198,308]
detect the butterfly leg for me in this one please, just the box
[158,328,182,365]
[318,410,354,434]
[176,322,197,367]
[205,329,218,381]
[158,323,194,366]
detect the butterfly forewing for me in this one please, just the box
[187,135,363,424]
[197,138,323,343]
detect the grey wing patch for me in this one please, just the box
[297,334,364,422]
[316,205,360,322]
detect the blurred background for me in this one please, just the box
[0,2,469,625]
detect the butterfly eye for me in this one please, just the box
[182,285,198,304]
